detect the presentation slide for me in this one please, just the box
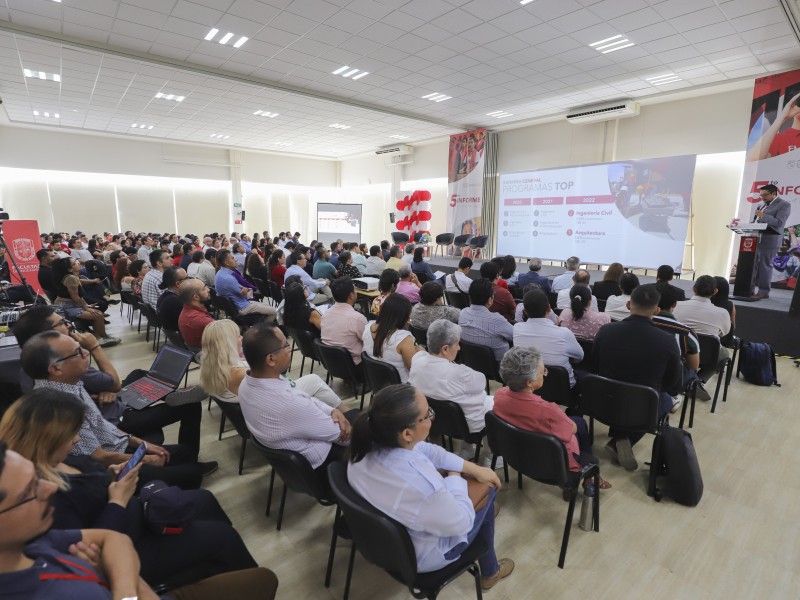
[496,155,697,269]
[317,203,362,246]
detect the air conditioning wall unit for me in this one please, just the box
[375,145,413,156]
[565,100,640,125]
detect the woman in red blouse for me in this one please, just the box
[267,248,286,287]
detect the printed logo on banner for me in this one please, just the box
[741,237,756,253]
[12,238,36,262]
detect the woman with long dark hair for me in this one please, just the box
[347,384,513,590]
[52,257,118,346]
[362,293,419,382]
[371,268,399,315]
[592,262,624,302]
[410,246,436,282]
[282,281,322,331]
[267,249,286,286]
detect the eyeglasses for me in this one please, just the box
[0,477,40,516]
[49,317,75,333]
[267,342,291,356]
[410,406,435,427]
[53,346,87,364]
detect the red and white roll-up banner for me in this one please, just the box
[447,129,486,249]
[3,220,43,294]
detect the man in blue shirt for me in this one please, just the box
[328,241,341,268]
[516,257,552,294]
[215,250,277,318]
[284,250,332,305]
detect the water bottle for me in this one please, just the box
[578,481,595,531]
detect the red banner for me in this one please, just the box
[3,220,43,294]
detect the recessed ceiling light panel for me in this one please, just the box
[253,110,279,118]
[204,29,248,48]
[332,65,369,80]
[589,34,634,54]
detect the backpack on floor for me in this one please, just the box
[736,341,780,387]
[659,424,703,507]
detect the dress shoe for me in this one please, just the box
[615,438,638,471]
[199,461,219,476]
[750,293,769,300]
[481,558,514,591]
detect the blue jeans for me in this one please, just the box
[443,487,499,576]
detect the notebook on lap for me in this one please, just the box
[118,345,195,410]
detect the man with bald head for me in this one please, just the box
[556,268,595,310]
[179,278,214,350]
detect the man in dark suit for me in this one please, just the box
[753,183,792,299]
[593,284,683,471]
[516,257,552,294]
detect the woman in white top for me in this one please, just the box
[408,319,492,434]
[362,293,421,383]
[347,384,513,589]
[559,285,610,340]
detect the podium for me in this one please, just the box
[728,223,768,301]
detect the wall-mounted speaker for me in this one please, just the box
[389,212,395,223]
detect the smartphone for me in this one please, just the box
[117,442,147,481]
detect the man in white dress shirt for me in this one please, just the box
[551,256,580,293]
[556,269,595,310]
[445,257,474,294]
[604,273,640,321]
[673,275,731,358]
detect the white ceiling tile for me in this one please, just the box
[398,0,455,22]
[719,0,776,20]
[489,9,542,35]
[429,9,482,35]
[651,0,717,20]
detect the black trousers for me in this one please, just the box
[131,443,203,490]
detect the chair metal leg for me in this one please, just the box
[325,506,341,587]
[710,370,725,413]
[689,386,697,428]
[310,359,315,374]
[207,396,212,411]
[473,441,481,463]
[343,541,356,600]
[218,413,226,440]
[722,360,733,403]
[679,387,690,429]
[471,563,483,600]
[238,437,247,475]
[558,490,578,569]
[276,483,288,530]
[300,355,306,377]
[517,471,523,490]
[593,479,600,533]
[503,460,509,483]
[266,468,276,516]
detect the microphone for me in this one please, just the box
[752,203,765,223]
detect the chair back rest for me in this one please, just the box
[251,437,329,501]
[547,291,559,310]
[579,374,660,433]
[139,302,161,324]
[412,232,427,244]
[211,396,251,440]
[596,298,607,312]
[453,234,472,246]
[163,327,189,350]
[314,339,358,380]
[458,339,501,382]
[120,290,137,305]
[84,259,107,279]
[536,364,572,407]
[361,351,402,393]
[212,294,240,317]
[435,233,454,245]
[427,397,473,440]
[267,281,283,303]
[697,333,721,368]
[444,290,470,309]
[408,324,428,346]
[288,327,321,361]
[415,271,429,285]
[391,232,410,245]
[251,277,270,297]
[484,412,571,487]
[574,338,597,373]
[327,462,418,585]
[468,235,488,248]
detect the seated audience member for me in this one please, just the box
[396,265,422,303]
[201,320,251,403]
[514,283,557,324]
[445,256,474,295]
[653,282,708,403]
[559,285,610,340]
[402,243,416,266]
[591,262,624,302]
[556,269,594,310]
[347,384,513,589]
[604,272,640,321]
[711,276,736,347]
[371,268,400,315]
[363,293,420,382]
[0,389,261,588]
[349,243,368,274]
[178,278,213,350]
[480,261,516,323]
[21,331,215,488]
[656,264,686,301]
[321,277,368,367]
[380,239,391,261]
[52,257,120,347]
[410,282,460,330]
[513,290,584,387]
[411,246,436,282]
[551,256,580,293]
[458,278,514,363]
[312,247,338,281]
[337,251,362,279]
[171,242,184,267]
[593,284,683,471]
[69,237,93,263]
[244,252,269,284]
[366,244,387,276]
[36,248,57,300]
[673,275,732,349]
[179,242,195,270]
[498,255,519,286]
[494,347,610,488]
[385,245,404,271]
[408,320,492,433]
[516,257,551,294]
[156,266,187,331]
[187,249,217,289]
[215,249,278,318]
[282,281,322,331]
[112,252,130,291]
[0,443,279,600]
[232,242,247,273]
[328,241,341,269]
[284,250,332,305]
[267,248,287,286]
[127,258,149,295]
[142,249,172,309]
[239,323,354,483]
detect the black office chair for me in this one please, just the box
[579,374,666,500]
[391,232,410,246]
[458,339,503,393]
[467,235,488,259]
[250,437,336,530]
[434,233,454,257]
[426,396,486,463]
[574,338,596,374]
[409,324,428,347]
[138,302,162,351]
[413,232,431,255]
[314,339,368,408]
[452,234,472,257]
[267,280,283,305]
[415,271,430,285]
[536,364,574,410]
[286,326,322,377]
[547,291,559,310]
[360,351,401,398]
[485,412,599,569]
[251,277,273,306]
[211,395,251,475]
[212,294,263,331]
[679,333,732,429]
[120,290,139,325]
[326,462,487,600]
[444,290,470,309]
[162,327,200,387]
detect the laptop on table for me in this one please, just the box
[118,345,195,410]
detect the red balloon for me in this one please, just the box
[395,200,406,211]
[418,190,431,201]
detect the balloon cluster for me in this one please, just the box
[395,190,432,238]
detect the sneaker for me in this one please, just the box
[670,396,682,414]
[482,456,504,469]
[481,558,514,591]
[199,461,219,476]
[615,438,638,471]
[164,385,208,407]
[694,381,712,401]
[97,336,121,348]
